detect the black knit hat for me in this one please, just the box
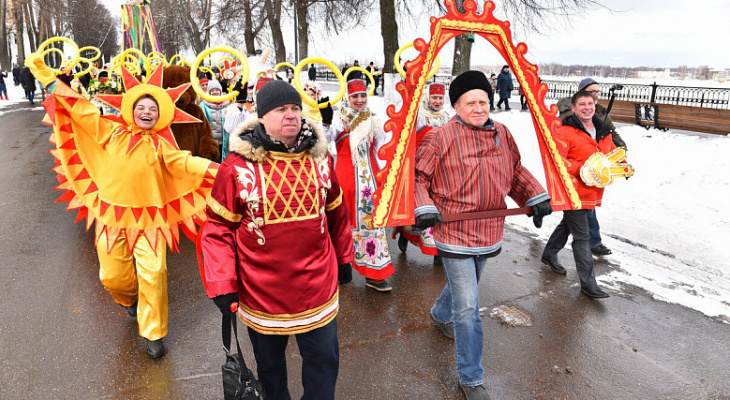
[256,80,302,117]
[448,70,492,106]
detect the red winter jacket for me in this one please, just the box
[556,114,617,209]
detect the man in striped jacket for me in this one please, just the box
[414,70,552,400]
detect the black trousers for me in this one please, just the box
[542,209,599,289]
[247,318,339,400]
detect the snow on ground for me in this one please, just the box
[361,88,730,322]
[0,81,42,115]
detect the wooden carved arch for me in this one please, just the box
[372,0,582,228]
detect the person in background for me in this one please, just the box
[308,64,317,82]
[557,77,627,256]
[20,66,36,105]
[0,68,8,100]
[199,80,231,163]
[394,83,451,260]
[488,73,497,111]
[495,65,513,111]
[322,79,394,292]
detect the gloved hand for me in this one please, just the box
[319,97,333,125]
[25,52,57,88]
[530,199,552,228]
[338,263,352,284]
[213,293,239,315]
[414,213,444,231]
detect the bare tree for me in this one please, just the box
[265,0,286,63]
[379,0,398,73]
[176,0,212,55]
[216,0,267,55]
[11,0,25,65]
[1,0,10,69]
[68,0,117,61]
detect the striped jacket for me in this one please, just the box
[414,116,549,257]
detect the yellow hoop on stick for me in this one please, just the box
[294,57,346,109]
[394,41,440,80]
[190,46,249,103]
[111,55,141,77]
[119,48,151,78]
[79,46,101,62]
[274,62,295,80]
[147,51,168,68]
[344,67,375,96]
[36,36,80,74]
[73,57,94,78]
[169,54,185,66]
[178,60,191,68]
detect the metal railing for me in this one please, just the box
[314,71,730,110]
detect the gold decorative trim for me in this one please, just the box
[325,189,343,211]
[207,196,243,223]
[239,290,338,321]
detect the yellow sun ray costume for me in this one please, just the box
[27,53,218,344]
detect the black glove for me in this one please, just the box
[319,97,333,125]
[530,199,552,228]
[414,213,444,231]
[338,263,352,284]
[213,293,239,315]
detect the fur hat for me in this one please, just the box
[256,80,302,117]
[448,70,492,106]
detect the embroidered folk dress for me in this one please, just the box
[394,101,452,256]
[325,106,394,280]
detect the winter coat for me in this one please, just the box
[557,96,627,148]
[308,65,317,80]
[556,114,617,209]
[496,70,513,99]
[20,68,36,91]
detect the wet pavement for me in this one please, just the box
[1,102,728,399]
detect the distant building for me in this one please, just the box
[637,68,672,79]
[711,70,729,83]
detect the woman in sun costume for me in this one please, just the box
[26,53,218,358]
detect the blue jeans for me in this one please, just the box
[0,82,7,98]
[587,209,602,249]
[247,318,339,400]
[431,255,488,386]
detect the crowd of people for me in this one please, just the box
[26,49,627,400]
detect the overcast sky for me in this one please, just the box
[106,0,727,70]
[303,0,728,70]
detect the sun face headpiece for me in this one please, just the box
[98,64,199,132]
[96,64,200,151]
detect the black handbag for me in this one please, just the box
[222,312,266,400]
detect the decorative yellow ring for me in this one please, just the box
[294,57,346,108]
[178,60,191,68]
[190,46,249,103]
[73,57,94,78]
[344,67,375,96]
[111,55,141,76]
[40,48,65,70]
[147,51,168,68]
[79,46,101,62]
[274,62,295,80]
[394,41,440,80]
[36,36,80,74]
[121,84,176,132]
[120,48,151,78]
[169,54,184,65]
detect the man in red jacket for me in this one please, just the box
[414,70,552,400]
[201,80,354,399]
[541,90,616,299]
